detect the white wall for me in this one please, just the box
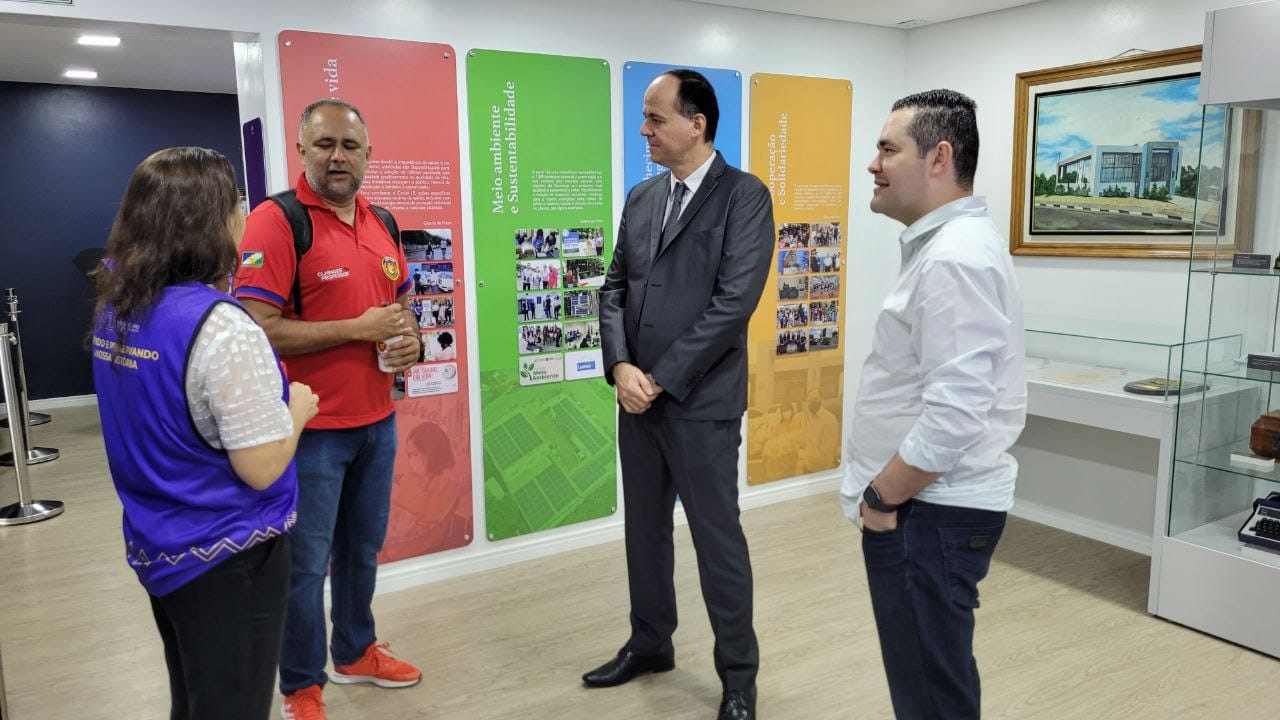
[0,0,907,582]
[904,0,1257,333]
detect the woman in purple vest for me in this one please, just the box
[91,147,319,720]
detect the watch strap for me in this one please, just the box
[863,484,901,513]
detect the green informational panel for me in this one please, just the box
[466,50,616,541]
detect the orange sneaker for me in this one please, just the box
[281,685,326,720]
[331,641,422,688]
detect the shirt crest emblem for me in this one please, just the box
[382,256,400,281]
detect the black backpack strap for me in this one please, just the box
[369,204,401,249]
[267,189,312,316]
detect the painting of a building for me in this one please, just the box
[1056,141,1181,197]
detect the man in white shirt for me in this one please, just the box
[845,89,1026,720]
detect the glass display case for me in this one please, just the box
[1156,90,1280,657]
[1026,318,1241,399]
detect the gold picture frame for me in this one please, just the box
[1009,45,1255,259]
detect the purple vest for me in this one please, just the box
[92,282,297,596]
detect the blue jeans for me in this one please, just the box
[861,499,1005,720]
[279,414,397,694]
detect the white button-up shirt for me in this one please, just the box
[662,150,716,230]
[842,196,1026,518]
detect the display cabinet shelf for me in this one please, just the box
[1175,439,1280,486]
[1189,266,1280,278]
[1172,510,1280,572]
[1197,366,1280,385]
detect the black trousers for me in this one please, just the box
[618,412,759,692]
[148,533,291,720]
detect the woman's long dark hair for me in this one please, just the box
[93,147,240,344]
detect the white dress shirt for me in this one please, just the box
[842,196,1026,518]
[662,150,717,230]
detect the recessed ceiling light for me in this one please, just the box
[77,34,121,47]
[64,69,99,80]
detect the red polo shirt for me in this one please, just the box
[235,175,411,430]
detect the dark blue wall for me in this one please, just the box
[0,82,244,400]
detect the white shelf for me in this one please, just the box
[1026,358,1173,401]
[1021,361,1180,557]
[1026,360,1179,441]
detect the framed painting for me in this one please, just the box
[1009,45,1253,259]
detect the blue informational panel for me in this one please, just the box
[622,62,743,193]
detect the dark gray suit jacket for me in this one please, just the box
[600,151,775,421]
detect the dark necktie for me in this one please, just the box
[661,181,688,242]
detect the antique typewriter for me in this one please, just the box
[1239,492,1280,552]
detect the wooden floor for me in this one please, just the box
[1,406,1276,719]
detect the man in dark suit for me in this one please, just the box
[585,69,775,720]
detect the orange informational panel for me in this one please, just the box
[278,31,472,561]
[746,74,852,485]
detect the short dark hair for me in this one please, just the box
[299,98,367,139]
[891,89,979,190]
[95,147,239,346]
[662,69,719,143]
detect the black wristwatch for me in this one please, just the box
[863,484,901,513]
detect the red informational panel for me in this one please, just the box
[278,31,472,561]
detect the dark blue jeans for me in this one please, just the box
[280,414,397,694]
[861,499,1005,720]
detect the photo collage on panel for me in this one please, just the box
[404,229,458,363]
[775,222,840,355]
[515,227,607,384]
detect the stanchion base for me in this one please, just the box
[0,447,59,466]
[0,411,49,429]
[0,500,64,525]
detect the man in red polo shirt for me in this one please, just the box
[236,99,422,720]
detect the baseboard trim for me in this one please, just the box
[740,471,842,511]
[1011,498,1153,556]
[0,394,97,415]
[375,472,842,595]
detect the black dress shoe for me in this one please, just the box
[718,688,756,720]
[581,648,675,687]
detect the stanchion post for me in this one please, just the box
[0,286,48,429]
[0,290,58,467]
[0,641,9,720]
[0,321,63,525]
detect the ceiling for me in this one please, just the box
[688,0,1046,28]
[0,2,1044,94]
[0,13,237,93]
